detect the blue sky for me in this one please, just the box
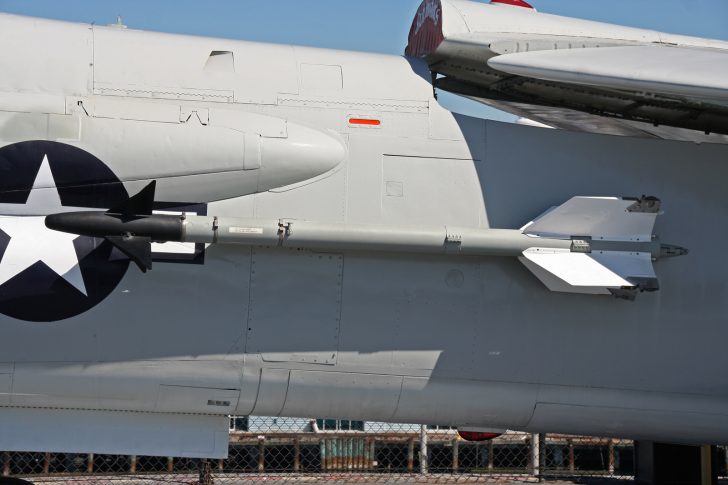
[1,0,726,119]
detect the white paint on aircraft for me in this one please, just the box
[0,156,87,295]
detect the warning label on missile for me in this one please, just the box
[229,227,264,234]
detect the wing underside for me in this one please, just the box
[409,0,728,143]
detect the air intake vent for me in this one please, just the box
[204,51,235,72]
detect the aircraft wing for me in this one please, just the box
[488,45,728,102]
[407,0,728,143]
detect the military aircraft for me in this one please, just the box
[1,0,728,478]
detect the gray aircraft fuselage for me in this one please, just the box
[0,12,727,458]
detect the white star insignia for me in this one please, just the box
[0,155,92,295]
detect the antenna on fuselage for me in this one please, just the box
[109,15,127,29]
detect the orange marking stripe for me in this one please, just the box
[349,118,381,126]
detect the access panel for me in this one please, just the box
[246,248,343,365]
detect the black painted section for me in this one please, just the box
[109,180,156,216]
[636,441,718,485]
[0,477,36,485]
[0,141,133,321]
[45,212,183,241]
[0,239,130,322]
[0,140,206,321]
[0,228,9,263]
[0,142,46,203]
[0,141,127,208]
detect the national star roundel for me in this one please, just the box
[0,141,131,322]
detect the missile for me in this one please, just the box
[45,182,176,272]
[46,181,687,298]
[45,181,573,270]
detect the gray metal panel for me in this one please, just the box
[0,375,9,406]
[475,120,728,394]
[11,361,243,412]
[393,377,538,428]
[252,160,347,221]
[156,385,240,414]
[0,407,229,458]
[247,249,343,365]
[0,363,11,406]
[0,14,91,97]
[251,368,290,417]
[529,402,728,445]
[300,64,343,93]
[382,155,484,227]
[293,46,432,102]
[90,97,182,123]
[93,26,298,104]
[235,360,262,416]
[0,112,68,145]
[282,370,403,421]
[336,254,482,376]
[87,245,250,363]
[77,116,246,178]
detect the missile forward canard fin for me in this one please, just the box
[518,196,666,299]
[108,181,156,217]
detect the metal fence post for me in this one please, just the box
[539,433,546,482]
[568,438,575,472]
[359,438,365,470]
[129,455,137,474]
[258,437,265,473]
[294,437,301,472]
[350,438,355,470]
[198,459,212,485]
[167,457,174,473]
[419,425,428,474]
[452,437,459,473]
[530,433,540,477]
[42,452,51,475]
[407,437,415,472]
[487,440,494,471]
[86,453,94,474]
[369,438,376,471]
[608,439,616,475]
[2,452,9,476]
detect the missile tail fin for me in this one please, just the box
[519,196,666,298]
[519,248,658,299]
[523,195,660,242]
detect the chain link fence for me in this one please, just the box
[3,416,727,484]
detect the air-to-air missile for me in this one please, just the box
[46,181,687,299]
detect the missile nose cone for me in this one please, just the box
[45,211,103,236]
[258,123,346,191]
[45,212,71,232]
